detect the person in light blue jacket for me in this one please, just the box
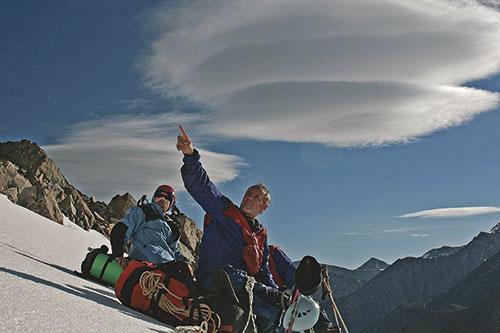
[110,185,185,268]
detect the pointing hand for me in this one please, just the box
[176,125,194,156]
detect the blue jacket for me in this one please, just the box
[120,202,184,264]
[181,150,277,288]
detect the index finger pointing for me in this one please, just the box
[179,125,191,142]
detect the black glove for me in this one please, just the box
[254,287,284,307]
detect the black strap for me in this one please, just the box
[186,294,202,325]
[121,266,151,306]
[81,245,109,275]
[166,218,181,241]
[98,255,115,281]
[139,204,181,240]
[149,288,165,318]
[139,204,162,222]
[137,195,149,206]
[149,275,171,316]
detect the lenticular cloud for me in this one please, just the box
[141,0,500,147]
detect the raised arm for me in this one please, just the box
[177,125,229,215]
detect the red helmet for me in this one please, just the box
[153,185,176,205]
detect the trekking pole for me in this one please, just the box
[321,265,349,333]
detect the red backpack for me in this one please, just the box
[115,259,220,329]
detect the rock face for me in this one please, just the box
[0,140,203,261]
[0,140,107,229]
[18,185,64,224]
[174,212,203,266]
[109,193,137,220]
[0,160,31,203]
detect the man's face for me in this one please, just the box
[153,195,171,214]
[240,186,268,218]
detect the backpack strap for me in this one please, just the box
[139,204,162,222]
[139,204,181,240]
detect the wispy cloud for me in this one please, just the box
[384,227,416,233]
[140,0,500,147]
[120,99,154,110]
[344,231,375,236]
[345,227,429,237]
[411,234,430,237]
[398,206,500,219]
[44,112,246,201]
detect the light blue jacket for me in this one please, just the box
[120,202,184,264]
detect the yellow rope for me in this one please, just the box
[139,271,220,330]
[321,264,349,333]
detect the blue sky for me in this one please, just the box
[2,0,500,268]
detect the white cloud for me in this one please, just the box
[139,0,500,147]
[411,233,430,237]
[398,206,500,219]
[44,112,246,201]
[384,227,416,233]
[344,231,375,236]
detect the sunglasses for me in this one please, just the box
[155,191,173,202]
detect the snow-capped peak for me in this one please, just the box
[489,222,500,234]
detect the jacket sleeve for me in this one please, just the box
[274,247,296,288]
[253,241,279,288]
[181,150,230,215]
[110,222,128,257]
[168,237,186,261]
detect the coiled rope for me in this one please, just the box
[139,271,219,331]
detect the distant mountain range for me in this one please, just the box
[367,243,500,332]
[335,224,500,332]
[294,256,389,301]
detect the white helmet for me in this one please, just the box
[282,295,320,331]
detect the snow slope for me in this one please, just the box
[0,194,176,332]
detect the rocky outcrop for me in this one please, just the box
[174,213,203,266]
[0,160,31,203]
[18,185,64,224]
[0,140,203,261]
[0,140,108,230]
[109,193,136,220]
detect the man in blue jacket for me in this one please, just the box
[110,185,185,268]
[177,125,282,332]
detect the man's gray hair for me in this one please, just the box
[248,183,271,205]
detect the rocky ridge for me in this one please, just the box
[338,226,500,332]
[0,140,202,262]
[367,248,500,332]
